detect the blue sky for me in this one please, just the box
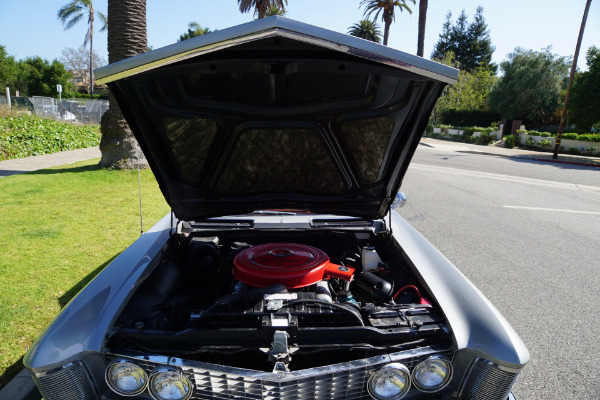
[1,1,598,71]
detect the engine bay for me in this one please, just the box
[107,228,450,371]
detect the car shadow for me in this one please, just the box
[58,253,120,308]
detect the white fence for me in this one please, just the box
[29,97,109,124]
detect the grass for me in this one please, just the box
[0,158,170,389]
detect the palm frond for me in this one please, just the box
[57,1,83,23]
[64,12,84,30]
[83,27,91,48]
[97,10,107,32]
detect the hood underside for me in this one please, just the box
[95,17,457,221]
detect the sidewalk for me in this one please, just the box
[420,137,600,168]
[0,147,101,177]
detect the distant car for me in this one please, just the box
[24,17,528,400]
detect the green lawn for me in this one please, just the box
[0,159,170,389]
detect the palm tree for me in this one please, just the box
[178,22,212,42]
[99,0,147,169]
[360,0,415,46]
[238,0,287,19]
[417,0,428,56]
[348,20,382,43]
[57,0,107,98]
[264,3,287,17]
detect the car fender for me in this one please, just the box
[24,214,174,373]
[390,211,529,368]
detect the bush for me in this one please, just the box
[0,115,100,160]
[525,137,535,147]
[504,135,517,148]
[527,130,553,137]
[568,146,581,155]
[478,131,492,144]
[576,133,600,142]
[538,139,552,148]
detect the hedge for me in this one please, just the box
[0,115,100,160]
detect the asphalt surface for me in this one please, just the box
[1,141,598,399]
[403,140,600,400]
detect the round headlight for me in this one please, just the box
[411,356,453,392]
[367,363,411,400]
[149,367,193,400]
[105,360,148,396]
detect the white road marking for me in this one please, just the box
[501,206,600,215]
[410,163,600,194]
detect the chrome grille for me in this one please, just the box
[107,345,452,400]
[35,361,96,400]
[460,359,520,400]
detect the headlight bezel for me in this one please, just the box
[148,366,194,400]
[105,359,149,396]
[367,362,412,400]
[411,355,453,393]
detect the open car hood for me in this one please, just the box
[95,17,457,221]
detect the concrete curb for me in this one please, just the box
[0,369,40,400]
[535,157,600,168]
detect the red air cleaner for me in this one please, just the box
[233,243,354,289]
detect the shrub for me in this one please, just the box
[525,137,535,147]
[568,146,581,155]
[538,139,552,148]
[562,132,579,140]
[0,115,100,160]
[527,130,552,137]
[425,122,434,134]
[478,131,491,144]
[504,135,517,148]
[576,133,600,142]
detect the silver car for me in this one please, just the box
[24,17,528,400]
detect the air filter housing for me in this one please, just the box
[233,243,354,289]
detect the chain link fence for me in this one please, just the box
[29,96,109,124]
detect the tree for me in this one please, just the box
[60,47,106,93]
[178,22,212,42]
[15,57,73,97]
[431,7,496,73]
[417,0,427,57]
[568,46,600,132]
[238,0,287,19]
[263,2,286,17]
[0,45,19,91]
[347,20,382,43]
[431,52,497,124]
[57,0,107,99]
[489,47,570,126]
[99,0,147,169]
[361,0,415,46]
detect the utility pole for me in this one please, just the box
[553,0,592,159]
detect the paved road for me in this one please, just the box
[402,141,600,399]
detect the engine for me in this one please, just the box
[109,231,449,371]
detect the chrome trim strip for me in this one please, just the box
[95,17,458,85]
[107,344,452,381]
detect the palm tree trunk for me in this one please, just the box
[417,0,427,57]
[89,4,95,99]
[99,0,148,169]
[383,20,391,46]
[89,26,94,99]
